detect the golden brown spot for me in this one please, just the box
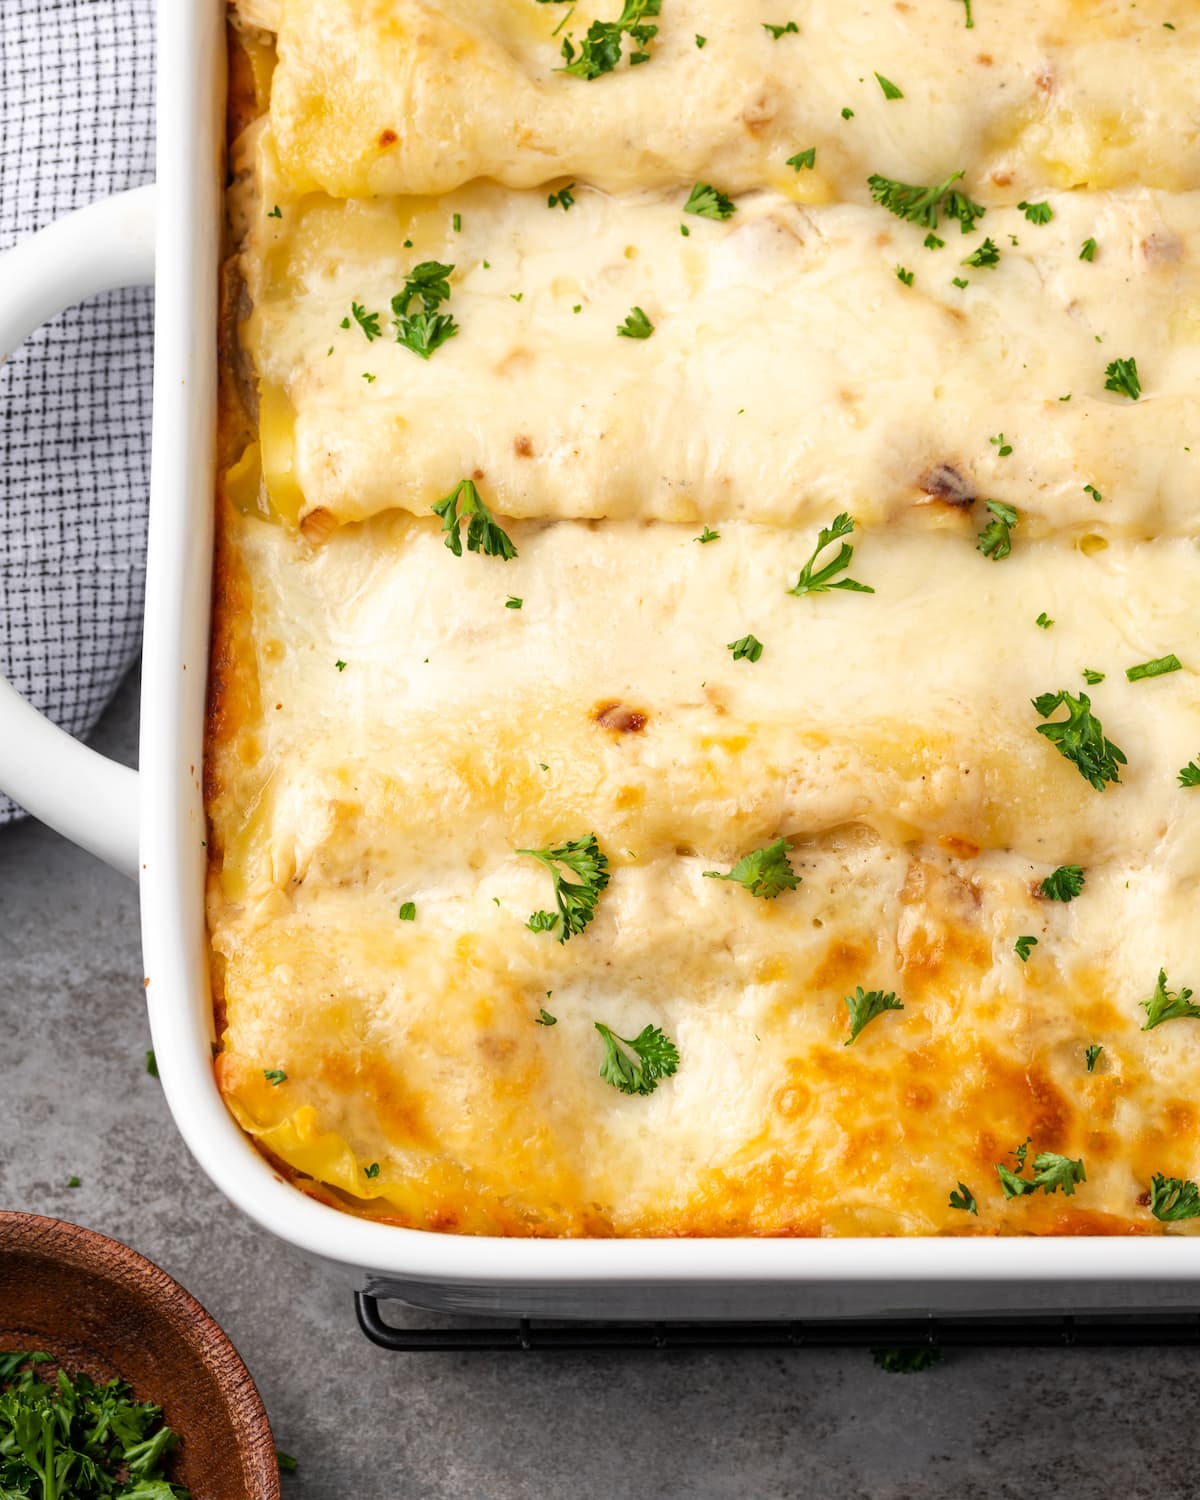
[514,434,535,458]
[904,1084,935,1112]
[939,834,981,859]
[1141,232,1183,265]
[976,52,993,66]
[917,463,976,510]
[593,701,649,734]
[615,785,645,808]
[741,96,777,135]
[427,1207,460,1231]
[300,506,338,545]
[479,1035,518,1065]
[1166,1100,1196,1134]
[810,940,867,992]
[1035,69,1055,94]
[378,128,398,148]
[990,170,1013,187]
[472,467,485,482]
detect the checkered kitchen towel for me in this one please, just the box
[0,0,155,821]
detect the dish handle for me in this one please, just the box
[0,184,156,880]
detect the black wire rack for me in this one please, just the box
[355,1293,1200,1353]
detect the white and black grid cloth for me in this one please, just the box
[0,0,155,822]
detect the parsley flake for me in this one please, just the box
[962,237,1000,268]
[1140,969,1200,1030]
[432,479,518,561]
[518,835,610,942]
[1039,865,1085,902]
[703,838,800,899]
[896,265,914,286]
[684,182,737,220]
[763,21,799,38]
[505,595,523,609]
[1032,689,1126,791]
[990,432,1013,456]
[1080,237,1097,261]
[1015,934,1038,962]
[1082,668,1105,685]
[560,0,661,77]
[1018,200,1053,225]
[392,260,459,359]
[365,1162,381,1179]
[1178,757,1200,787]
[874,72,904,99]
[1126,654,1182,682]
[1085,1044,1103,1072]
[976,499,1018,560]
[1104,356,1141,400]
[1084,483,1103,503]
[728,633,764,663]
[595,1021,680,1095]
[867,169,985,234]
[264,1068,288,1086]
[787,512,874,596]
[349,301,382,342]
[844,988,904,1045]
[536,1008,558,1026]
[618,305,654,339]
[1149,1174,1200,1222]
[1036,612,1054,630]
[695,525,720,543]
[548,183,577,211]
[949,1182,978,1214]
[398,902,416,921]
[787,148,817,171]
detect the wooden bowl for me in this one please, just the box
[0,1212,280,1500]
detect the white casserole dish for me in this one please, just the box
[1,0,1197,1320]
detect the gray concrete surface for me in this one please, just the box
[1,666,1197,1499]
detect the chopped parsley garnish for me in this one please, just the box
[277,1452,299,1474]
[548,183,576,211]
[997,1143,1086,1199]
[398,902,416,921]
[896,265,914,286]
[867,169,985,234]
[518,834,610,942]
[695,525,720,543]
[617,306,654,339]
[949,1182,978,1214]
[990,432,1012,456]
[695,33,706,47]
[874,72,903,99]
[924,232,944,249]
[1032,689,1126,790]
[787,148,816,171]
[361,372,376,383]
[763,21,799,38]
[594,1022,680,1095]
[335,659,347,672]
[505,595,523,609]
[146,1049,159,1077]
[392,260,459,359]
[684,182,737,220]
[1140,969,1200,1030]
[1084,483,1102,503]
[976,499,1018,560]
[365,1162,380,1179]
[264,1068,288,1086]
[1085,1044,1103,1072]
[1126,654,1182,682]
[527,911,560,934]
[432,479,518,561]
[841,106,855,119]
[349,301,382,342]
[1149,1174,1200,1222]
[1104,356,1141,400]
[703,837,800,899]
[951,276,969,289]
[1014,935,1038,962]
[844,988,904,1046]
[66,1177,81,1189]
[787,512,874,596]
[1178,758,1200,787]
[1018,200,1053,225]
[1035,612,1054,630]
[1040,865,1085,902]
[452,212,462,233]
[0,1353,189,1498]
[1082,668,1105,685]
[959,0,974,26]
[268,204,282,219]
[728,633,764,662]
[560,0,661,77]
[962,237,1000,268]
[1080,237,1097,261]
[536,1008,558,1026]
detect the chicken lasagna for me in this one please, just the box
[208,0,1200,1237]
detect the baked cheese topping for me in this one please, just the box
[209,4,1200,1236]
[257,0,1200,201]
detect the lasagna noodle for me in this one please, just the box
[238,163,1200,534]
[257,0,1200,200]
[206,512,1200,1234]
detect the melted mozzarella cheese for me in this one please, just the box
[257,0,1200,200]
[239,152,1200,536]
